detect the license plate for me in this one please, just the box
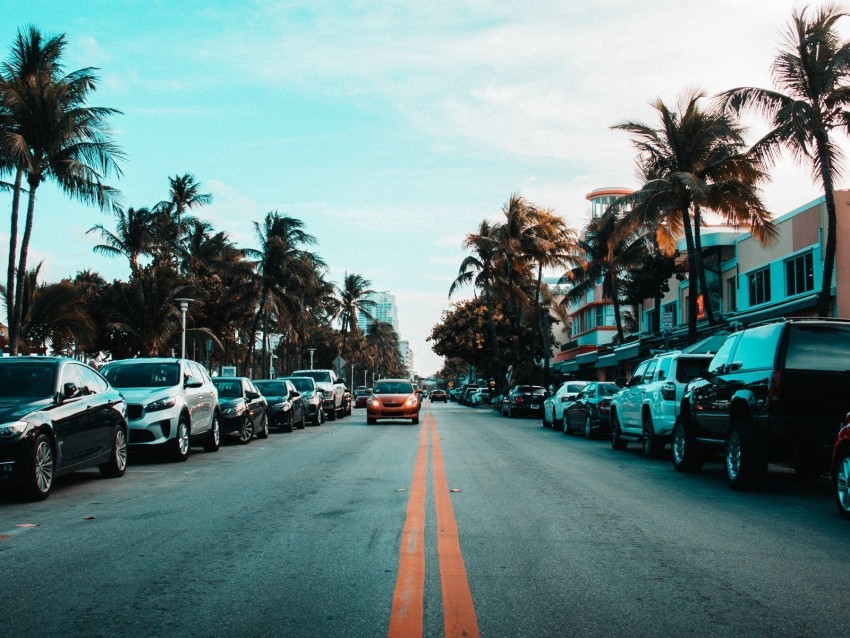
[531,404,539,409]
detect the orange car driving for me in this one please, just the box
[367,379,420,425]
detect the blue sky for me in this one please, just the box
[3,1,846,375]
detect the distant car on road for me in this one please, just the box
[564,382,619,438]
[101,358,220,462]
[290,369,345,420]
[501,385,546,418]
[279,376,324,425]
[367,379,420,425]
[212,376,268,443]
[542,381,588,428]
[430,389,448,402]
[254,379,306,432]
[0,357,128,501]
[354,387,371,408]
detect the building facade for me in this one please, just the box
[357,291,400,334]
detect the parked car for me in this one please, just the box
[0,357,128,501]
[609,351,713,457]
[354,387,371,408]
[212,376,268,443]
[254,379,306,432]
[430,389,448,402]
[460,386,480,406]
[280,376,324,425]
[542,381,588,428]
[101,358,220,461]
[449,388,462,402]
[501,385,546,418]
[672,318,850,490]
[291,369,345,420]
[468,388,493,407]
[832,414,850,520]
[367,379,420,424]
[564,382,619,437]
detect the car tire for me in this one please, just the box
[170,417,191,462]
[100,426,128,478]
[412,416,419,424]
[237,417,253,445]
[311,407,322,426]
[726,421,767,491]
[584,415,593,439]
[296,411,306,430]
[327,408,336,422]
[834,446,850,520]
[24,433,55,501]
[562,413,570,434]
[642,415,663,458]
[256,414,269,439]
[671,415,704,473]
[203,413,221,452]
[367,417,376,425]
[610,412,627,450]
[282,412,294,433]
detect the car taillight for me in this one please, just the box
[598,400,610,413]
[768,370,782,403]
[660,382,676,401]
[516,396,524,404]
[560,396,570,403]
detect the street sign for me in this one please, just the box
[222,365,236,376]
[448,382,454,388]
[661,312,673,331]
[333,355,347,370]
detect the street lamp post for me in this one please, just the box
[309,348,316,370]
[175,298,194,359]
[350,363,355,387]
[364,370,368,387]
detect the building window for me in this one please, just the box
[595,305,615,327]
[785,252,814,296]
[645,308,657,332]
[727,278,737,312]
[748,267,771,306]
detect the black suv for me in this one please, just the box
[672,318,850,490]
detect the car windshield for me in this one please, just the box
[286,377,314,392]
[294,370,332,383]
[103,362,180,388]
[255,381,287,396]
[374,381,414,394]
[599,383,619,396]
[0,362,56,398]
[213,379,242,397]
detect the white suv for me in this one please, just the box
[609,351,712,457]
[101,358,220,461]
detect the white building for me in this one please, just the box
[399,340,414,376]
[357,291,400,334]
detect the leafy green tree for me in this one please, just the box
[719,4,850,317]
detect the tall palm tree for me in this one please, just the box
[1,29,123,353]
[493,194,537,335]
[163,173,211,227]
[0,26,66,336]
[335,273,375,361]
[613,89,774,341]
[88,206,154,274]
[560,209,647,343]
[719,4,850,317]
[243,212,318,375]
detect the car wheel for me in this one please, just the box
[610,412,627,450]
[24,433,55,501]
[256,414,269,439]
[726,421,767,491]
[671,415,704,473]
[327,408,336,422]
[237,417,253,445]
[311,407,321,426]
[170,417,191,462]
[412,416,419,424]
[562,413,570,434]
[584,415,593,439]
[203,412,221,452]
[367,417,376,425]
[100,427,128,478]
[835,446,850,520]
[642,415,663,458]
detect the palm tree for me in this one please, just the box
[164,173,211,226]
[560,208,647,343]
[719,4,850,317]
[493,194,537,336]
[334,273,375,361]
[0,27,66,337]
[88,207,154,274]
[243,212,319,375]
[612,89,774,341]
[1,28,123,353]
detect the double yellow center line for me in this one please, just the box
[388,411,480,638]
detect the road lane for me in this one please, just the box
[1,399,848,637]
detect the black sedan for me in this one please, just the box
[254,379,306,432]
[501,385,547,418]
[212,377,268,443]
[564,382,619,438]
[0,357,128,501]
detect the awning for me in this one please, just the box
[614,341,640,361]
[561,361,578,373]
[596,353,617,367]
[576,352,598,365]
[727,292,819,326]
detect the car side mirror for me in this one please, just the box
[63,382,80,399]
[185,378,203,389]
[291,390,301,399]
[246,390,260,400]
[615,377,627,388]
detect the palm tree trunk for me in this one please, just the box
[681,206,699,344]
[610,271,625,342]
[246,287,268,375]
[693,205,716,325]
[11,179,39,355]
[816,133,837,317]
[6,168,23,331]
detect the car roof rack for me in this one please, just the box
[747,316,850,328]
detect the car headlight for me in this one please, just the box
[0,421,29,439]
[271,402,287,412]
[369,398,380,407]
[405,396,419,407]
[222,405,246,416]
[146,396,178,413]
[322,390,333,399]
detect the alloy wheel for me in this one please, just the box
[34,439,54,494]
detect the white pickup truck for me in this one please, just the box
[290,369,346,421]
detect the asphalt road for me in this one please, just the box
[1,401,848,637]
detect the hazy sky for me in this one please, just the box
[4,1,847,375]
